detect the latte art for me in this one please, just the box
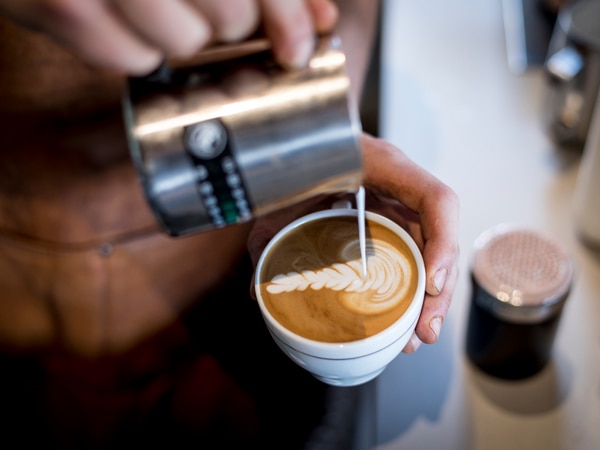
[266,239,413,315]
[258,215,419,343]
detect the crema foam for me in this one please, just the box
[258,216,418,342]
[266,238,413,315]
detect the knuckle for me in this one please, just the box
[437,182,459,207]
[36,0,85,24]
[429,182,460,221]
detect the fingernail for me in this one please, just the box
[430,316,443,341]
[289,38,314,69]
[404,333,422,354]
[433,268,448,294]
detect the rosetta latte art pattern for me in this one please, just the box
[266,239,412,315]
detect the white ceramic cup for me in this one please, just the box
[254,208,426,386]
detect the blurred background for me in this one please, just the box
[358,0,600,449]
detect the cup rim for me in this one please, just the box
[254,208,426,359]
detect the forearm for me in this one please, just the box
[333,0,381,103]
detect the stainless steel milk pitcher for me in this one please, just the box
[123,35,363,236]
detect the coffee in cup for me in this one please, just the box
[258,215,418,342]
[255,208,425,386]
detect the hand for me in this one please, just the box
[360,133,459,353]
[247,133,460,354]
[0,0,338,74]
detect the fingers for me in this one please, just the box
[418,183,460,297]
[114,0,212,59]
[362,133,460,349]
[14,0,163,74]
[111,0,261,72]
[187,0,259,43]
[2,0,338,74]
[362,135,460,280]
[259,0,315,68]
[307,0,339,33]
[403,256,458,354]
[414,262,459,346]
[262,0,338,68]
[188,0,337,68]
[402,332,423,354]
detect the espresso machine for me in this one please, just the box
[123,35,363,236]
[543,0,600,248]
[544,0,600,149]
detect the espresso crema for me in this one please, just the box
[258,216,418,342]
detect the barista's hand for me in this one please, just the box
[359,134,459,353]
[0,0,338,74]
[247,133,460,354]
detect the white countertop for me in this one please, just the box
[373,1,600,449]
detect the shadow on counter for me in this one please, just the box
[465,349,573,414]
[375,320,455,444]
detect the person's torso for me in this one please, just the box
[0,17,253,356]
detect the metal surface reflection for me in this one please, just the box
[123,35,362,236]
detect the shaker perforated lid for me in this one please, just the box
[471,224,574,323]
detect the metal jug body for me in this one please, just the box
[123,35,363,236]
